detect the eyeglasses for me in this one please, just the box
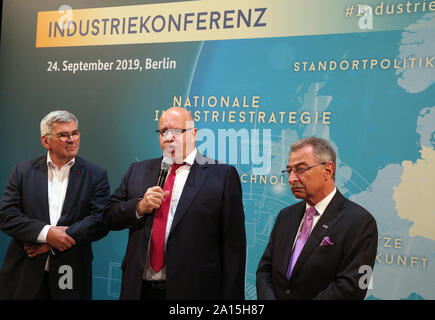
[155,128,193,137]
[281,162,327,178]
[47,130,80,142]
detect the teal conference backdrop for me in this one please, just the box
[1,0,434,299]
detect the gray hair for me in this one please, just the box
[291,136,336,179]
[40,110,78,136]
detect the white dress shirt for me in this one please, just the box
[37,152,75,242]
[143,148,197,281]
[36,152,74,271]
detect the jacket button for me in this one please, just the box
[285,289,291,295]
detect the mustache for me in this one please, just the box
[290,183,305,190]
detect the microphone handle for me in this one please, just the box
[152,168,169,215]
[156,168,169,188]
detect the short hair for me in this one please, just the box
[291,137,336,179]
[40,110,78,136]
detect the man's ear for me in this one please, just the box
[324,162,335,180]
[41,135,50,151]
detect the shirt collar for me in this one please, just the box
[305,187,337,216]
[183,148,197,166]
[47,152,75,169]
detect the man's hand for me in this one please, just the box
[136,186,169,217]
[46,226,76,251]
[23,243,51,258]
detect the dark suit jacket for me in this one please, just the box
[0,155,110,299]
[104,153,246,300]
[256,189,378,300]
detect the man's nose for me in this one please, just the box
[288,170,299,184]
[163,133,175,142]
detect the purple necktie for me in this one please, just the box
[286,206,318,279]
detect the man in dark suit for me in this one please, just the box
[104,107,246,300]
[256,137,378,300]
[0,110,109,299]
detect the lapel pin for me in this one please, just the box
[322,224,328,229]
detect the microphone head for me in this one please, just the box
[156,157,173,188]
[161,157,173,170]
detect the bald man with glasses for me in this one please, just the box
[104,107,246,300]
[256,137,378,300]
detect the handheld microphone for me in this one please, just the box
[151,157,172,215]
[156,157,173,188]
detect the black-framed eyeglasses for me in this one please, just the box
[155,128,193,137]
[281,162,327,177]
[47,130,80,142]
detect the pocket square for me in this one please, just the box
[320,236,334,246]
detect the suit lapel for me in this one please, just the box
[35,156,50,223]
[146,158,162,193]
[289,190,346,279]
[169,154,208,235]
[58,157,84,225]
